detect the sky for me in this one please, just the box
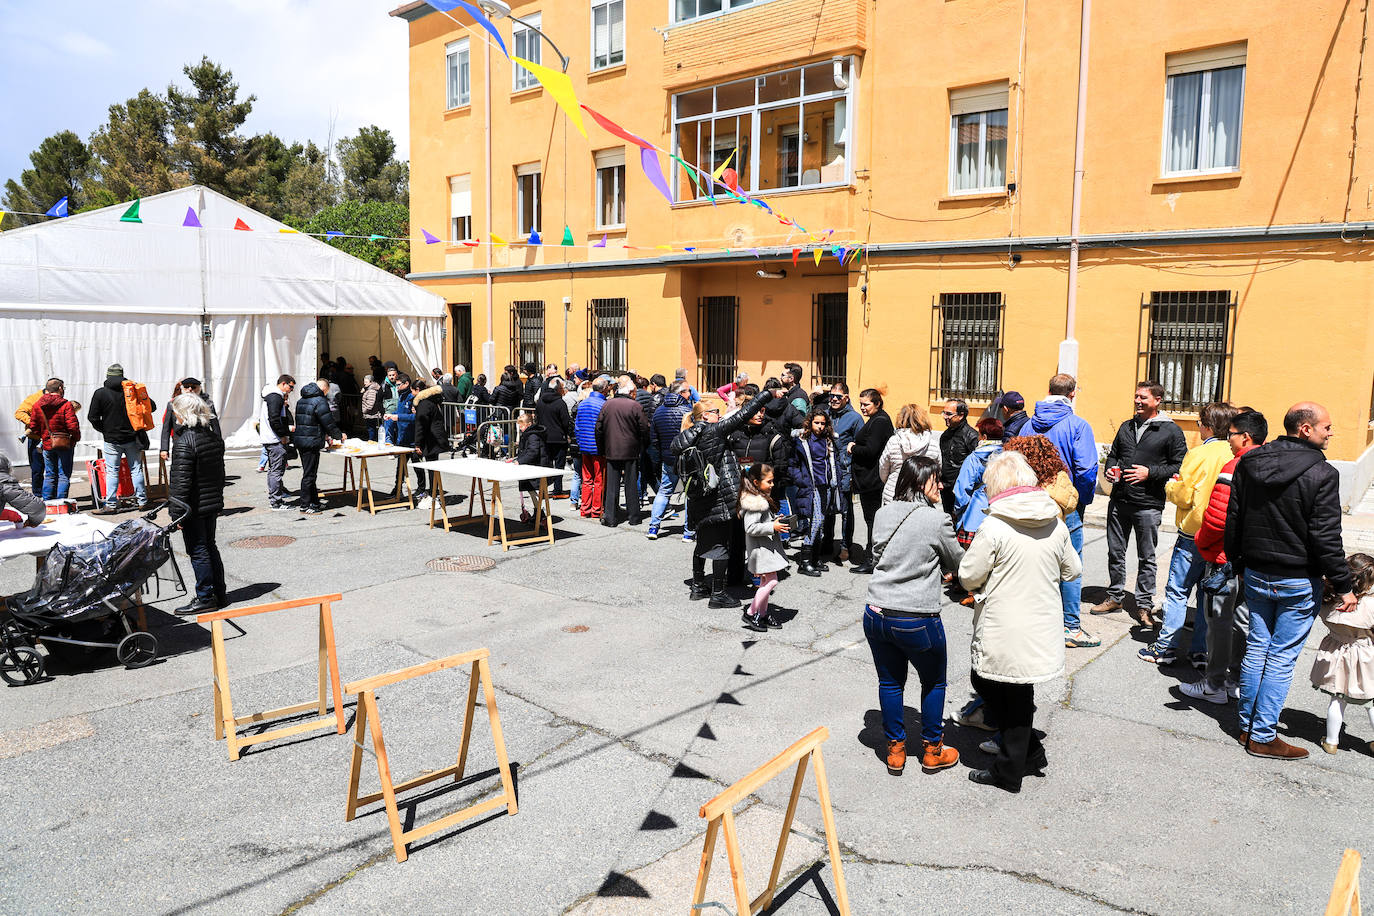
[0,0,411,190]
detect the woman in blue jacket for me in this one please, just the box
[790,406,846,577]
[951,417,1006,546]
[384,375,416,448]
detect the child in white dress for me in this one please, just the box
[1311,553,1374,754]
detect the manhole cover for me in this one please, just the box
[230,535,296,549]
[427,555,496,573]
[562,625,589,633]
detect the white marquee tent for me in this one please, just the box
[0,186,444,468]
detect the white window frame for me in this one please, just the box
[446,38,471,109]
[512,13,542,92]
[450,174,472,242]
[1161,44,1247,177]
[669,57,856,202]
[594,149,627,229]
[671,0,763,26]
[591,0,625,71]
[948,81,1009,196]
[516,163,541,235]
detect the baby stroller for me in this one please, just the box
[0,498,190,686]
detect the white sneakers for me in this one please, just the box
[1179,680,1228,705]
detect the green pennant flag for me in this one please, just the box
[119,200,142,224]
[561,225,574,246]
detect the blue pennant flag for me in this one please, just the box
[325,230,344,240]
[528,230,541,245]
[429,0,509,58]
[46,196,69,218]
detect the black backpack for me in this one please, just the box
[676,442,717,496]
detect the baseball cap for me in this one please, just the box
[998,391,1024,410]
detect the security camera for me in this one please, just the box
[757,269,786,280]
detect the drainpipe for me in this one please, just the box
[1061,0,1091,376]
[481,35,496,381]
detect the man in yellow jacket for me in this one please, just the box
[13,385,48,494]
[1140,402,1240,667]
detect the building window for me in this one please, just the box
[591,0,625,70]
[512,13,542,91]
[812,292,848,388]
[931,293,1004,401]
[1139,290,1235,410]
[588,298,629,373]
[697,296,739,390]
[450,174,472,241]
[511,300,545,368]
[446,38,470,108]
[673,0,758,24]
[672,59,853,200]
[1163,44,1246,175]
[594,149,626,229]
[949,82,1008,195]
[516,164,541,235]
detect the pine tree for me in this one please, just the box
[166,56,259,199]
[336,126,409,206]
[1,131,94,224]
[89,89,179,201]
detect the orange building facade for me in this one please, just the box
[393,0,1374,479]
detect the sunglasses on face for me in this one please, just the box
[829,394,844,399]
[941,411,954,418]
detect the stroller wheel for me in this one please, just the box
[116,632,159,669]
[0,646,45,686]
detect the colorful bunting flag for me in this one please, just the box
[182,207,202,228]
[513,57,587,138]
[0,210,5,230]
[581,104,653,149]
[813,248,822,266]
[562,225,574,246]
[792,248,800,267]
[429,0,508,58]
[325,230,343,240]
[463,239,480,248]
[233,218,252,231]
[684,247,696,252]
[46,197,68,218]
[711,151,736,181]
[368,233,385,241]
[593,235,607,248]
[119,200,141,224]
[422,228,441,244]
[655,244,672,250]
[528,230,541,245]
[639,148,674,205]
[492,233,507,246]
[278,228,299,234]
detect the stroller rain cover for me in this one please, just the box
[13,519,170,625]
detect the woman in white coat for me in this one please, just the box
[878,404,942,505]
[958,450,1082,793]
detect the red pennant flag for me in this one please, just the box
[581,104,654,150]
[233,218,252,231]
[792,248,801,267]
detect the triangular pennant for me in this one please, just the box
[512,57,587,137]
[463,239,480,248]
[792,248,800,267]
[278,227,299,234]
[233,218,252,231]
[684,247,696,252]
[813,248,822,266]
[119,200,141,224]
[368,233,385,241]
[561,225,574,246]
[528,230,541,245]
[711,150,736,181]
[492,233,507,246]
[639,147,674,204]
[0,210,6,230]
[429,0,509,58]
[325,230,343,240]
[422,228,441,244]
[593,234,607,248]
[580,104,653,150]
[182,207,202,228]
[46,196,68,218]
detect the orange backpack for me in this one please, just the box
[122,380,155,432]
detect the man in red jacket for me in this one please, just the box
[1181,409,1266,705]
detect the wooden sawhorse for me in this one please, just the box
[343,648,517,863]
[1326,848,1363,916]
[356,453,413,514]
[691,726,850,916]
[197,594,345,762]
[426,472,554,550]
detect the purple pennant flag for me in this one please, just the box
[422,228,441,244]
[750,248,761,258]
[639,148,674,205]
[593,235,607,248]
[182,206,202,228]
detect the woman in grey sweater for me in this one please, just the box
[863,455,965,776]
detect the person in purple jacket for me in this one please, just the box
[1029,373,1098,642]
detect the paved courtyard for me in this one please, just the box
[1,459,1370,915]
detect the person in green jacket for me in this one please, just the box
[454,364,474,400]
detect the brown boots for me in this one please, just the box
[886,740,906,774]
[922,741,960,771]
[1245,736,1310,760]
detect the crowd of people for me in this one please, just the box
[7,355,1373,790]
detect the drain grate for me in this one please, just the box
[427,555,496,573]
[230,535,297,549]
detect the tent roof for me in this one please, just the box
[0,185,443,318]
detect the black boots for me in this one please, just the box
[708,573,739,609]
[797,561,822,577]
[689,578,710,600]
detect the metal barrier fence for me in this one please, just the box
[441,401,520,460]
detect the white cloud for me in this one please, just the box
[56,31,113,59]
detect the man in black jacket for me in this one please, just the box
[411,383,448,506]
[938,399,979,517]
[595,376,651,527]
[292,379,342,514]
[1091,381,1188,625]
[997,391,1031,437]
[535,378,574,497]
[89,364,156,513]
[1225,401,1355,760]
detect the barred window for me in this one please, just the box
[588,298,629,374]
[931,293,1004,401]
[697,296,739,390]
[511,300,545,369]
[812,292,848,388]
[1140,290,1235,410]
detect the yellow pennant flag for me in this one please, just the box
[513,57,587,138]
[813,248,822,266]
[712,149,736,181]
[491,233,507,247]
[277,227,299,234]
[0,210,5,230]
[655,244,673,251]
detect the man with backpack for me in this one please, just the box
[89,364,156,514]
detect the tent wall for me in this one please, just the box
[212,315,317,452]
[318,317,409,378]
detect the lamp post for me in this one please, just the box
[476,0,570,72]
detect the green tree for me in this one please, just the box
[336,126,409,205]
[167,56,259,200]
[301,200,410,276]
[88,89,179,201]
[247,135,335,223]
[2,130,94,224]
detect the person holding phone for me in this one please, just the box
[739,462,790,631]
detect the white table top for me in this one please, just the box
[321,439,414,459]
[0,514,117,562]
[411,456,568,483]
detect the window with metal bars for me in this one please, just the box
[697,296,739,391]
[931,293,1004,400]
[1138,290,1235,410]
[510,300,545,369]
[812,292,848,388]
[588,298,629,373]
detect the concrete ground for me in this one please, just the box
[1,459,1371,915]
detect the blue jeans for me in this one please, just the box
[648,465,694,535]
[43,448,74,499]
[1061,510,1084,630]
[862,606,948,745]
[1157,533,1209,652]
[101,440,147,507]
[569,454,582,504]
[26,438,44,492]
[180,513,226,602]
[1238,571,1322,743]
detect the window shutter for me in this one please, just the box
[950,81,1010,117]
[1166,42,1246,76]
